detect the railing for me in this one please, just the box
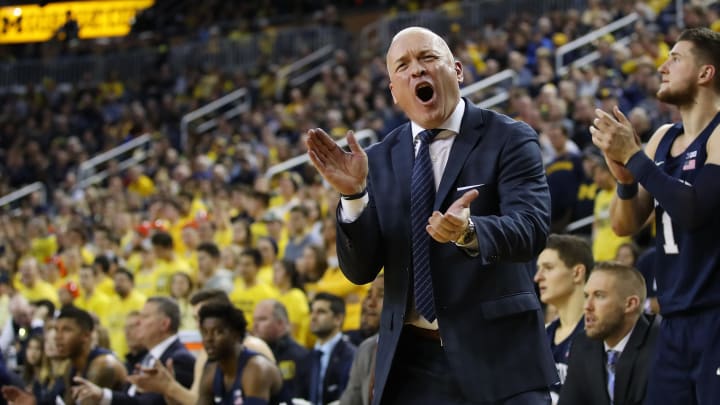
[457,0,589,29]
[275,44,335,100]
[0,26,346,89]
[460,69,517,110]
[264,129,378,179]
[179,88,250,152]
[76,134,152,189]
[555,12,639,77]
[359,10,449,54]
[0,182,45,209]
[360,0,591,53]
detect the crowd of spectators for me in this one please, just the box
[0,0,719,402]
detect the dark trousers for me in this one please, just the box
[380,325,550,405]
[646,310,720,405]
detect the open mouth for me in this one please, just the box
[416,83,434,102]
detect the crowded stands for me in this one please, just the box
[1,0,719,403]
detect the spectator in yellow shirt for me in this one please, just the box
[589,154,632,261]
[170,272,196,331]
[273,259,310,346]
[75,266,113,325]
[106,269,146,360]
[62,226,95,266]
[307,244,369,331]
[27,217,57,263]
[150,231,192,296]
[229,248,278,330]
[92,255,117,298]
[126,165,156,198]
[16,258,59,308]
[256,236,279,287]
[133,246,158,298]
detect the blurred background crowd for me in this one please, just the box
[0,0,718,403]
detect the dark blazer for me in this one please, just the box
[336,100,557,404]
[298,335,357,405]
[271,333,309,399]
[112,338,196,405]
[559,314,660,405]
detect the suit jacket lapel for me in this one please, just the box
[435,100,485,211]
[615,315,650,403]
[159,338,179,363]
[390,123,414,215]
[587,340,611,404]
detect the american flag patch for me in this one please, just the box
[683,159,696,171]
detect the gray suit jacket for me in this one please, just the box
[339,335,378,405]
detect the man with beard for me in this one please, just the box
[196,302,286,405]
[590,27,720,404]
[298,293,355,405]
[559,262,659,405]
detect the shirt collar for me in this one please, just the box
[148,334,179,360]
[314,331,343,354]
[411,98,465,140]
[604,324,635,355]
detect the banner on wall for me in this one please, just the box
[0,0,155,44]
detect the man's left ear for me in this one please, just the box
[455,61,464,83]
[700,65,715,82]
[626,295,640,313]
[573,265,586,284]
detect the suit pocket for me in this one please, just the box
[480,292,541,320]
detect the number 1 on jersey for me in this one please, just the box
[662,211,679,254]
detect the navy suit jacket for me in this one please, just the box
[559,314,660,405]
[298,335,356,404]
[111,338,195,405]
[336,100,558,403]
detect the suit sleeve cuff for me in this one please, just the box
[101,388,113,405]
[339,193,369,223]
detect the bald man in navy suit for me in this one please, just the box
[306,27,556,404]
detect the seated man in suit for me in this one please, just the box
[340,273,385,405]
[298,293,356,405]
[559,262,660,405]
[196,302,287,405]
[112,290,275,405]
[253,299,308,399]
[73,296,196,404]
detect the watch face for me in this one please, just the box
[458,220,474,245]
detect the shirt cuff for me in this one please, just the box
[101,388,113,405]
[339,193,369,222]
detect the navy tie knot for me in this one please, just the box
[418,129,441,144]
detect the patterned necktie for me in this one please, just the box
[411,129,440,322]
[606,349,620,404]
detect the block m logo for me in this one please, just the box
[2,16,22,34]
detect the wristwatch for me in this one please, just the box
[454,217,476,246]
